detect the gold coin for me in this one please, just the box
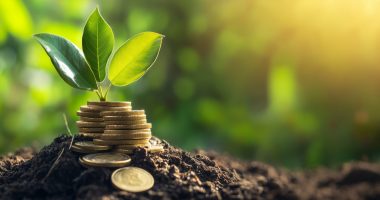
[104,129,151,134]
[103,115,147,121]
[93,138,150,145]
[79,157,91,167]
[112,149,134,154]
[90,105,131,111]
[148,145,164,153]
[78,157,102,168]
[78,127,104,133]
[100,132,152,140]
[81,153,131,168]
[76,121,105,128]
[88,101,131,107]
[149,136,162,146]
[78,132,102,138]
[104,119,147,125]
[82,105,132,112]
[100,110,145,117]
[106,123,152,130]
[73,141,111,151]
[79,117,104,122]
[77,111,101,118]
[79,106,101,113]
[111,167,154,192]
[71,145,99,154]
[115,143,151,150]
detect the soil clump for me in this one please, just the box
[0,136,379,200]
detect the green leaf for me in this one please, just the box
[34,33,97,90]
[82,8,114,82]
[108,32,164,86]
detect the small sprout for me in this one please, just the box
[34,8,164,101]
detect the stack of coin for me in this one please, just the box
[94,110,152,153]
[76,101,132,138]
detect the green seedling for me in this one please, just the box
[34,8,164,101]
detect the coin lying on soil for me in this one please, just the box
[111,167,154,192]
[80,153,131,168]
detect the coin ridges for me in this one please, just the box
[104,119,147,125]
[100,110,145,116]
[79,117,104,122]
[81,105,132,112]
[77,111,101,118]
[78,127,104,133]
[93,138,151,145]
[103,115,147,121]
[80,106,102,113]
[71,145,99,154]
[106,123,152,130]
[76,121,105,128]
[116,143,151,149]
[78,133,102,138]
[79,157,91,167]
[104,129,151,134]
[100,132,152,140]
[87,101,131,107]
[73,141,111,151]
[112,149,134,154]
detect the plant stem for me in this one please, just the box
[99,84,103,96]
[95,90,102,100]
[103,83,112,99]
[96,82,106,101]
[98,90,106,101]
[95,82,111,101]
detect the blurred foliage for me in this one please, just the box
[1,0,380,168]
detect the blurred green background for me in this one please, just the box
[1,0,380,168]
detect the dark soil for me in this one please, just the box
[0,136,379,200]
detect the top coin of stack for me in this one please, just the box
[94,109,152,153]
[77,101,132,138]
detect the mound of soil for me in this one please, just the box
[0,136,380,200]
